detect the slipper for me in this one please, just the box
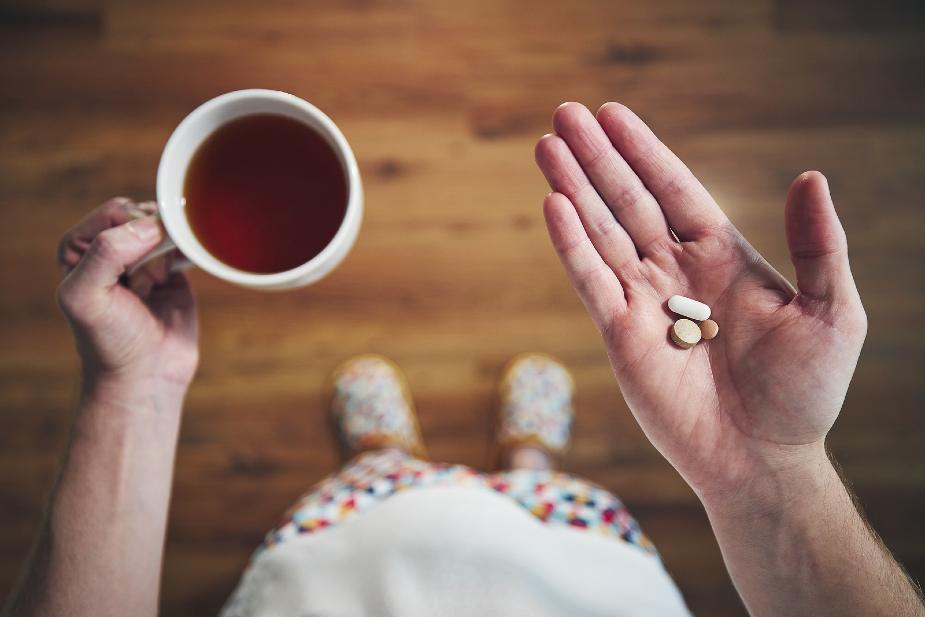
[495,352,575,466]
[330,354,427,459]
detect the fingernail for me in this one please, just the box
[126,217,159,241]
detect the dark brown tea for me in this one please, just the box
[183,114,348,274]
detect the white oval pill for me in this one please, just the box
[668,295,711,321]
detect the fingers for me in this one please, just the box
[148,272,198,341]
[535,134,640,277]
[784,171,856,301]
[596,103,728,240]
[57,197,157,275]
[543,192,625,333]
[128,250,177,299]
[65,216,164,295]
[551,103,672,254]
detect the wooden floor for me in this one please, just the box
[2,1,924,615]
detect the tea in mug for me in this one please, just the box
[184,114,348,274]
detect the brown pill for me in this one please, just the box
[670,318,702,349]
[700,319,719,340]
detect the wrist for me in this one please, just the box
[698,442,838,523]
[80,370,189,416]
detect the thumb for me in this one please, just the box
[68,216,164,293]
[784,171,855,301]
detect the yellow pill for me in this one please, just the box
[670,319,701,349]
[700,319,719,340]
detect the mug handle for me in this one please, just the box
[126,234,192,276]
[125,208,193,277]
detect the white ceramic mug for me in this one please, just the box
[140,89,363,291]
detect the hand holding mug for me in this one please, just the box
[54,90,359,405]
[57,197,200,394]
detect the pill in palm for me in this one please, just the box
[700,319,719,340]
[670,319,702,349]
[668,295,711,321]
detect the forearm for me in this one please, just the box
[702,445,924,617]
[5,378,185,617]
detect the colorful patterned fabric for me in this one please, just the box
[331,355,426,458]
[498,353,575,454]
[259,449,657,559]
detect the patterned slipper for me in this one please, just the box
[495,353,575,465]
[329,354,427,459]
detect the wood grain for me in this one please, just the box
[1,1,923,615]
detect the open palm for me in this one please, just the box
[535,103,867,499]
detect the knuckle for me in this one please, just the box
[558,173,588,201]
[659,174,694,200]
[587,212,620,240]
[558,234,588,261]
[608,182,646,215]
[583,141,611,170]
[574,266,604,298]
[91,228,123,261]
[622,141,662,182]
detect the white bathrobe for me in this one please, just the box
[221,485,692,617]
